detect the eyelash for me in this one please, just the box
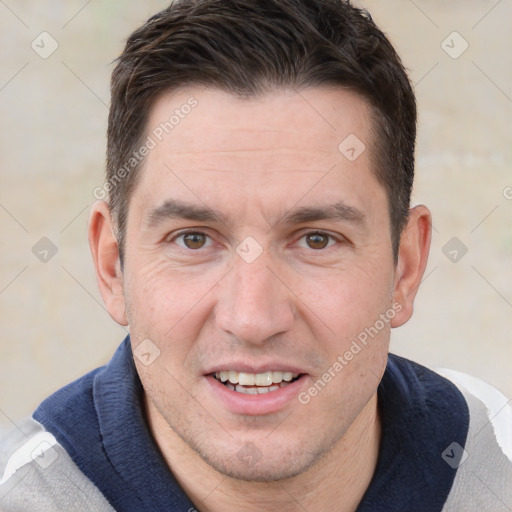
[169,230,342,251]
[299,231,339,249]
[170,230,214,249]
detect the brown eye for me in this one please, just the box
[183,232,207,249]
[306,233,330,249]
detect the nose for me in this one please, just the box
[215,255,295,346]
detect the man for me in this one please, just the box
[1,0,510,510]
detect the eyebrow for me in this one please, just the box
[145,199,366,228]
[146,199,225,227]
[280,202,366,226]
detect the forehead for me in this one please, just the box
[134,86,383,219]
[146,86,372,159]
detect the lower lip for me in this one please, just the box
[205,374,307,415]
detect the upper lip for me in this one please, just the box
[203,362,307,375]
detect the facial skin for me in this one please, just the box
[89,86,431,511]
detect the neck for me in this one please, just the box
[145,394,380,512]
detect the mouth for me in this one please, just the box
[212,370,302,395]
[205,366,308,415]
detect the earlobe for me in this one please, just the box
[391,205,432,328]
[88,201,128,326]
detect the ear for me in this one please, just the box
[88,201,128,326]
[391,205,432,328]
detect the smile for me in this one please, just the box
[213,371,301,395]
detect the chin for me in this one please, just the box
[203,452,314,482]
[188,433,335,483]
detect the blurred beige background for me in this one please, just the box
[1,0,511,428]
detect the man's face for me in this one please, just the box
[122,86,396,480]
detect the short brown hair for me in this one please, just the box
[107,0,416,264]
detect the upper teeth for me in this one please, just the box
[215,371,298,386]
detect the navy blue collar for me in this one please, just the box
[35,336,469,511]
[358,354,469,510]
[35,337,197,511]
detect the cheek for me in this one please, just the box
[291,260,393,400]
[125,260,174,328]
[124,257,224,350]
[296,263,394,339]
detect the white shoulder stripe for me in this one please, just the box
[0,431,58,485]
[436,368,512,462]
